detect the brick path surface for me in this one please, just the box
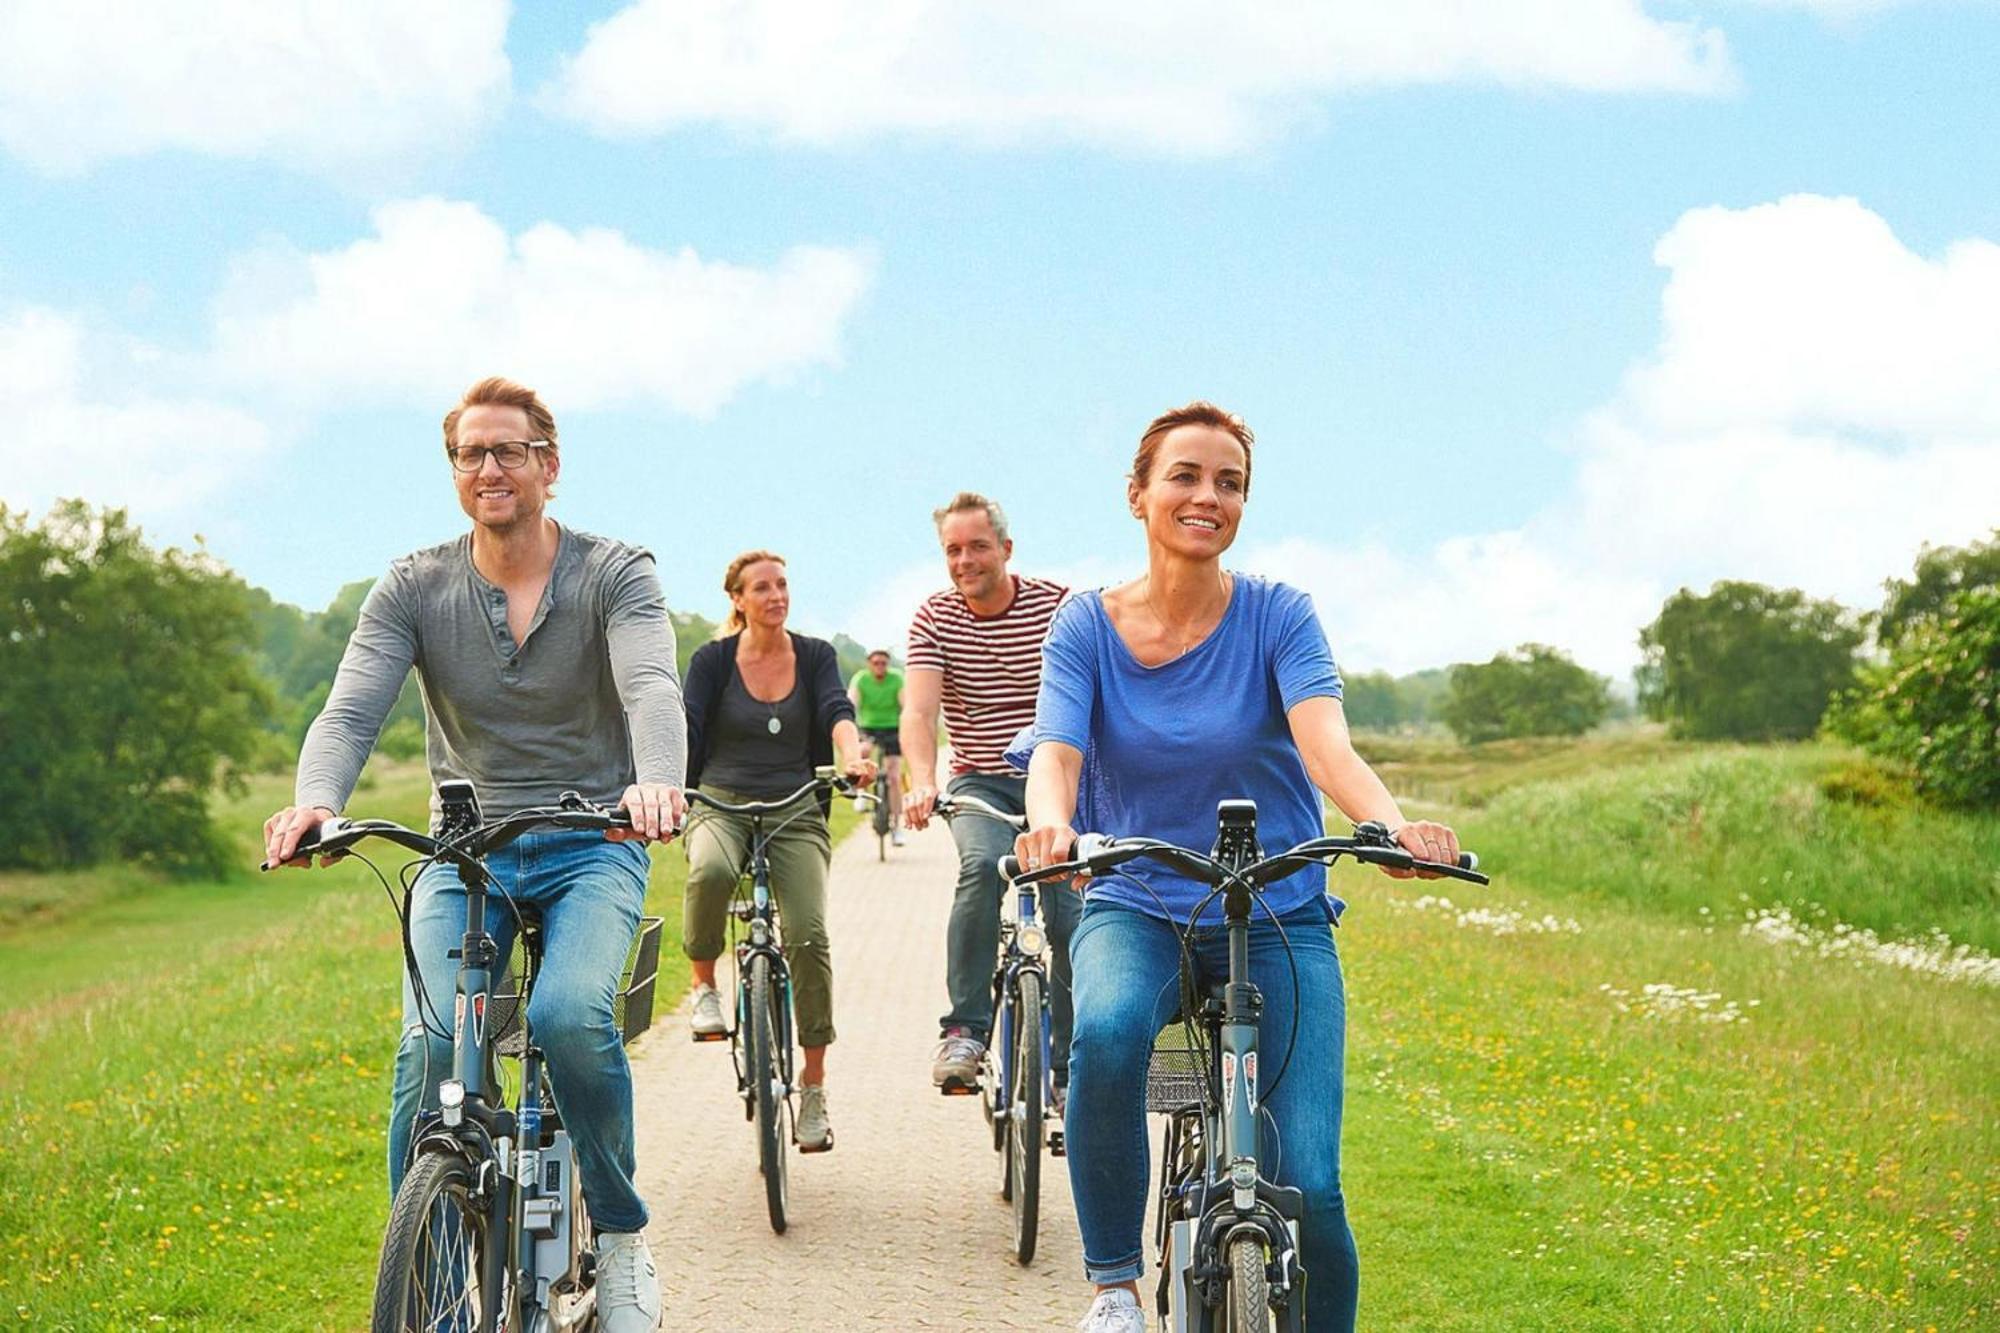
[629,817,1093,1330]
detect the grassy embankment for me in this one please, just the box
[2,735,1994,1329]
[1341,734,1996,1330]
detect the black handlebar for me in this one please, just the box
[261,793,634,872]
[999,827,1486,890]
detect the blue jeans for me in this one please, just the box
[1065,897,1359,1331]
[941,772,1079,1079]
[391,830,652,1234]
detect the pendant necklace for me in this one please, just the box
[1145,575,1226,659]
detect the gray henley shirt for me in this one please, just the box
[295,525,687,828]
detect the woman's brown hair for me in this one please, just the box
[719,549,786,636]
[1132,401,1254,498]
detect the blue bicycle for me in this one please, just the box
[933,790,1061,1264]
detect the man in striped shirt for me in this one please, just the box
[902,491,1078,1095]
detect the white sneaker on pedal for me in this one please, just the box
[688,983,726,1039]
[595,1231,662,1333]
[796,1084,833,1151]
[1078,1287,1145,1332]
[891,828,906,847]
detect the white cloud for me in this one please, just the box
[0,307,271,520]
[0,0,508,174]
[1085,195,2000,680]
[209,198,875,416]
[546,0,1733,154]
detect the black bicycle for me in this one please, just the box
[1005,802,1485,1331]
[265,781,660,1333]
[683,768,849,1234]
[932,790,1059,1265]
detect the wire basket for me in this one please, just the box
[492,915,664,1057]
[1146,1042,1207,1113]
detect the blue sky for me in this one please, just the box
[2,1,1995,678]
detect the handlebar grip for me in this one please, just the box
[999,854,1022,880]
[1458,851,1479,873]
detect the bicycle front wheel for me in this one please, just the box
[1006,969,1043,1265]
[371,1150,511,1333]
[1225,1234,1272,1332]
[749,952,790,1234]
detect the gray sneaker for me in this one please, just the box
[1077,1287,1145,1333]
[689,983,727,1040]
[931,1026,985,1093]
[595,1230,662,1333]
[796,1084,833,1152]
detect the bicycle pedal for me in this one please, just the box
[1049,1131,1066,1157]
[690,1030,729,1043]
[938,1081,979,1097]
[797,1133,835,1155]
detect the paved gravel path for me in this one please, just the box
[629,817,1092,1330]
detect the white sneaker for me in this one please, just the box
[1078,1287,1146,1333]
[891,828,906,847]
[796,1084,833,1152]
[595,1231,662,1333]
[852,793,868,813]
[689,983,726,1039]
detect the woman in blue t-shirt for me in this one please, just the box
[1012,402,1460,1333]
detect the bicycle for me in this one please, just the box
[1004,802,1485,1331]
[265,780,654,1333]
[683,767,852,1234]
[932,789,1059,1265]
[864,734,896,860]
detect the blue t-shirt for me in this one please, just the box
[1009,575,1343,922]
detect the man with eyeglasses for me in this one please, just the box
[262,374,684,1333]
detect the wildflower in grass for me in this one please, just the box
[1599,981,1753,1023]
[1392,894,1584,936]
[1740,906,2000,987]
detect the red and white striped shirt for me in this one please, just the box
[907,574,1069,776]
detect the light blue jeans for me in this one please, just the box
[391,829,652,1234]
[1064,896,1359,1331]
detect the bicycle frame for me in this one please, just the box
[990,875,1057,1149]
[1159,804,1305,1333]
[728,806,797,1107]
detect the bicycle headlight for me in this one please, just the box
[1016,924,1047,956]
[440,1079,465,1126]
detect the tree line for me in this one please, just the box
[3,500,1992,872]
[0,501,873,872]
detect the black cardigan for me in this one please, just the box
[683,631,855,815]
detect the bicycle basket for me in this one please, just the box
[1145,1042,1207,1113]
[490,915,664,1057]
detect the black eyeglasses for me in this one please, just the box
[446,440,552,472]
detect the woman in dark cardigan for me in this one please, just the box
[681,549,872,1152]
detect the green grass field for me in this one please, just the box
[2,738,1993,1329]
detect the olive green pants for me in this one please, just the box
[681,785,836,1047]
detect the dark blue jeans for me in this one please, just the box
[1065,896,1359,1331]
[392,829,652,1233]
[940,772,1079,1078]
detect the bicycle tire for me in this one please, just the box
[1008,969,1043,1265]
[872,774,892,855]
[370,1149,511,1333]
[749,953,790,1234]
[1225,1234,1271,1332]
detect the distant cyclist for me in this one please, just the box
[262,375,682,1333]
[900,491,1077,1100]
[848,648,906,846]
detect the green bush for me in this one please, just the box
[1441,644,1610,744]
[1827,588,2000,810]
